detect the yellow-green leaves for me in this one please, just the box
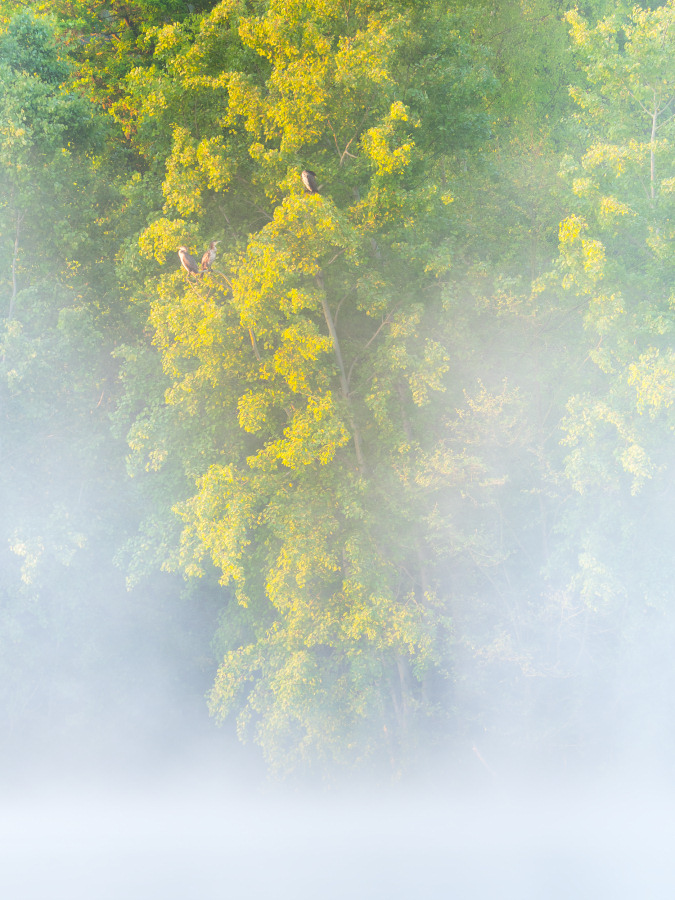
[363,100,414,177]
[628,348,675,416]
[119,0,499,773]
[163,127,205,217]
[231,193,353,338]
[138,216,191,264]
[175,463,254,584]
[560,4,675,495]
[251,392,350,469]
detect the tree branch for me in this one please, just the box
[347,313,393,386]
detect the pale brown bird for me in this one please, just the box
[178,246,200,277]
[301,169,319,194]
[200,240,221,273]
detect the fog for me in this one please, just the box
[3,616,675,900]
[3,5,675,894]
[4,314,675,900]
[2,515,675,899]
[2,763,675,899]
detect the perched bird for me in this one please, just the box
[301,169,319,194]
[200,240,221,273]
[178,245,200,277]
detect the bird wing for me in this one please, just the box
[302,170,319,193]
[182,251,199,273]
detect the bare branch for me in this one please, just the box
[249,328,261,361]
[327,108,370,166]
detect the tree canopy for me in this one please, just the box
[2,0,675,780]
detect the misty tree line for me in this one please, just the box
[1,0,675,778]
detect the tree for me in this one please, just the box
[113,0,502,774]
[538,1,675,762]
[0,11,130,757]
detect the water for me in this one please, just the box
[1,770,673,899]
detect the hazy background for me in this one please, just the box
[2,0,675,894]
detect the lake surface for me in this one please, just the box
[1,771,673,899]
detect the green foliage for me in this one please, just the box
[559,3,675,492]
[536,2,675,745]
[0,10,69,83]
[0,9,139,755]
[108,0,503,772]
[4,0,675,779]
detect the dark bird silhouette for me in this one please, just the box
[178,245,200,277]
[301,169,319,194]
[200,240,221,273]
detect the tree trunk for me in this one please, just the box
[316,273,366,474]
[9,211,22,321]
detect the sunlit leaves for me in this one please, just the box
[548,4,675,688]
[108,0,512,773]
[628,348,675,416]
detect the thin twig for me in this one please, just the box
[347,312,394,386]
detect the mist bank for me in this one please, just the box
[2,774,674,900]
